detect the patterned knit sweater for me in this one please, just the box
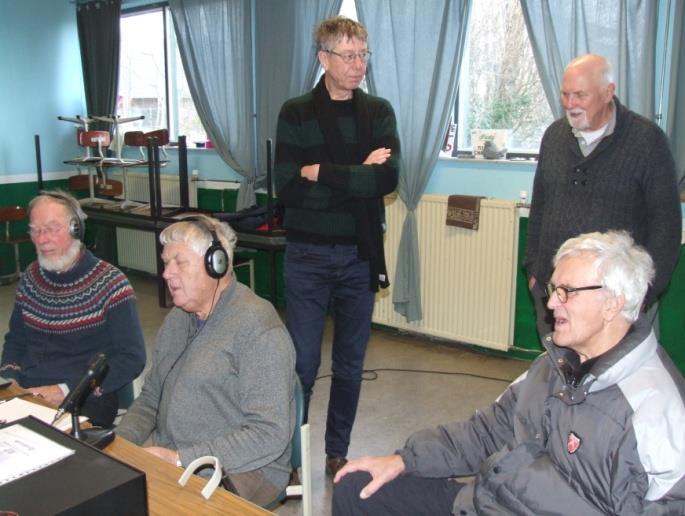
[275,75,400,290]
[1,249,146,395]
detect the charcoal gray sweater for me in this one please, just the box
[525,97,681,303]
[117,280,296,491]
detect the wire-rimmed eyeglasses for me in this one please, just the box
[545,283,603,303]
[28,224,65,238]
[325,49,372,64]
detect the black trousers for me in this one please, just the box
[332,471,464,516]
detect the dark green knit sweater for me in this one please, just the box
[274,76,400,242]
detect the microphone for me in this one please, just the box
[52,352,108,424]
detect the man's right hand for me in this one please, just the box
[334,454,405,499]
[528,275,536,291]
[363,147,391,165]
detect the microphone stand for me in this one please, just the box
[68,405,115,450]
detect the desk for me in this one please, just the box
[83,204,287,307]
[1,385,271,516]
[106,437,270,515]
[234,228,286,305]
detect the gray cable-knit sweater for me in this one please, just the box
[525,97,681,303]
[117,280,296,491]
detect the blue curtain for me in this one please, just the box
[254,0,341,182]
[520,0,658,119]
[356,0,472,321]
[169,0,256,209]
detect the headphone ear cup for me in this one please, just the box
[204,243,228,279]
[69,217,83,240]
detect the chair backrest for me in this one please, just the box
[291,376,304,470]
[0,206,27,223]
[79,130,111,148]
[0,206,28,240]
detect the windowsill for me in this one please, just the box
[438,154,538,165]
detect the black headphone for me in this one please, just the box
[38,191,85,240]
[186,217,229,279]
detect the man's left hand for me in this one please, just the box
[144,446,180,466]
[27,385,65,406]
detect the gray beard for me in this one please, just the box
[38,240,83,272]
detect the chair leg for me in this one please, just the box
[300,423,312,516]
[13,243,21,279]
[248,259,255,292]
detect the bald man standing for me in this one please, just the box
[525,54,681,336]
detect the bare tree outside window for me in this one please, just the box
[118,8,206,144]
[449,0,553,156]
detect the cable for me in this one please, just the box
[316,367,518,384]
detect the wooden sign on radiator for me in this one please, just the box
[446,195,485,230]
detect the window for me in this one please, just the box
[118,6,206,144]
[442,0,554,158]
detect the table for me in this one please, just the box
[0,384,272,516]
[106,436,270,515]
[233,228,286,305]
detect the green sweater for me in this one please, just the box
[274,76,399,241]
[274,76,400,290]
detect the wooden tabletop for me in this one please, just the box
[106,436,271,515]
[1,384,272,515]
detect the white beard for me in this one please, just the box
[38,239,83,272]
[565,109,590,130]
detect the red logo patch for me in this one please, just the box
[567,431,581,454]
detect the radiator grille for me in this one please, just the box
[373,195,519,351]
[110,171,198,274]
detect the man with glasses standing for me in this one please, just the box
[333,231,685,515]
[1,190,145,427]
[525,54,681,336]
[275,15,400,477]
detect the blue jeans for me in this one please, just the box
[284,241,375,458]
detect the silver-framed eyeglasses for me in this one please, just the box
[325,49,372,64]
[28,224,65,238]
[545,283,603,303]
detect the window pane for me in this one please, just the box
[118,9,167,133]
[170,41,206,143]
[454,0,553,154]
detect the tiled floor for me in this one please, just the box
[0,273,530,515]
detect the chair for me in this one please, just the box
[233,254,255,291]
[267,376,312,516]
[0,206,31,284]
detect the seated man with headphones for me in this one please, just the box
[1,190,146,426]
[117,215,297,507]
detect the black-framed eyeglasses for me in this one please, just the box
[545,283,603,303]
[324,49,372,64]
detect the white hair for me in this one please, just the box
[159,214,237,274]
[553,231,654,322]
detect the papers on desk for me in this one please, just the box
[0,398,86,432]
[0,423,75,486]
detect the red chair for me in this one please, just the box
[0,206,31,284]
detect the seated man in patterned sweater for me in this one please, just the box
[1,190,146,426]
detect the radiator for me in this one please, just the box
[373,195,519,351]
[109,171,198,274]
